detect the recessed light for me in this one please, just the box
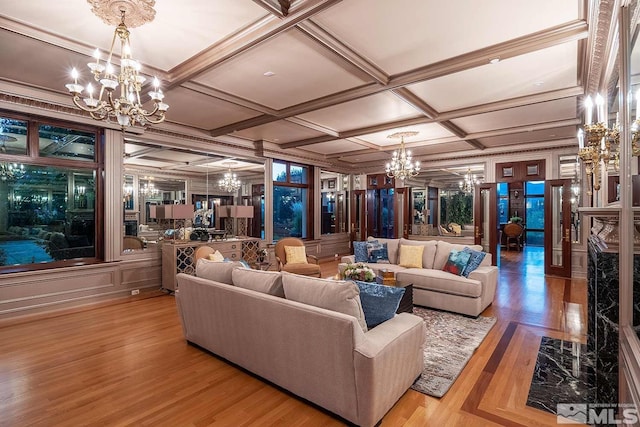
[263,71,276,77]
[489,57,500,64]
[534,81,544,86]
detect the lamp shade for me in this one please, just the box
[235,205,254,218]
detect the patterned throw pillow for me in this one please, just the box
[461,247,487,277]
[398,244,424,268]
[284,246,308,264]
[353,240,374,263]
[442,249,472,276]
[366,242,389,263]
[354,280,405,328]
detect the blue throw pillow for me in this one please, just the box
[442,249,472,276]
[461,247,487,277]
[366,242,389,263]
[354,280,405,328]
[354,240,375,263]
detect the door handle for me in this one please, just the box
[475,226,480,239]
[564,228,570,243]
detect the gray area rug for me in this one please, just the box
[410,306,496,398]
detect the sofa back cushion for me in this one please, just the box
[399,238,437,268]
[281,273,368,332]
[196,259,246,285]
[433,241,483,271]
[232,268,284,297]
[367,237,400,264]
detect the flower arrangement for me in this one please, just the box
[343,262,376,282]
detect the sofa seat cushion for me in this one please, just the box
[282,262,321,276]
[396,269,482,298]
[281,272,368,332]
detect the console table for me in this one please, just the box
[161,238,261,291]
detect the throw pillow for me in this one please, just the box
[354,281,405,328]
[442,249,472,276]
[461,247,487,277]
[366,242,389,263]
[232,268,284,297]
[284,245,308,264]
[398,244,424,268]
[353,240,373,263]
[208,250,225,262]
[281,273,368,332]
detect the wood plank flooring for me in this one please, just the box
[0,246,586,426]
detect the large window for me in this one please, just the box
[0,112,101,271]
[273,161,312,240]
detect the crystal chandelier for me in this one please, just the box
[459,168,479,194]
[219,163,241,193]
[578,94,619,196]
[0,162,25,181]
[385,131,420,181]
[139,182,159,196]
[65,4,168,128]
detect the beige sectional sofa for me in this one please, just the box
[175,264,426,427]
[340,238,498,317]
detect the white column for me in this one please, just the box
[103,129,123,261]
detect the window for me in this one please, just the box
[273,161,312,240]
[0,113,101,271]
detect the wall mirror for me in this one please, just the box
[320,170,349,235]
[408,164,484,237]
[122,140,265,252]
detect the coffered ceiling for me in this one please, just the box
[0,0,609,187]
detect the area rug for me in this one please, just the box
[410,306,497,398]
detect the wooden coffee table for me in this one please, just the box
[395,283,413,314]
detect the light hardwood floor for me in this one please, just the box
[0,247,586,426]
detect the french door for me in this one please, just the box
[350,190,367,242]
[474,183,498,265]
[544,179,572,277]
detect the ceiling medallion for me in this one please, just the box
[87,0,156,28]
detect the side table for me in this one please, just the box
[396,284,413,314]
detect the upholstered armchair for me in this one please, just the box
[274,237,321,277]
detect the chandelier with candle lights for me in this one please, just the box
[578,94,619,196]
[459,168,480,194]
[219,163,242,193]
[65,1,168,128]
[385,131,420,181]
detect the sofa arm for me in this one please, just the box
[341,255,355,264]
[468,265,498,309]
[353,313,425,427]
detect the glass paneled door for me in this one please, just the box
[474,183,497,265]
[544,179,571,277]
